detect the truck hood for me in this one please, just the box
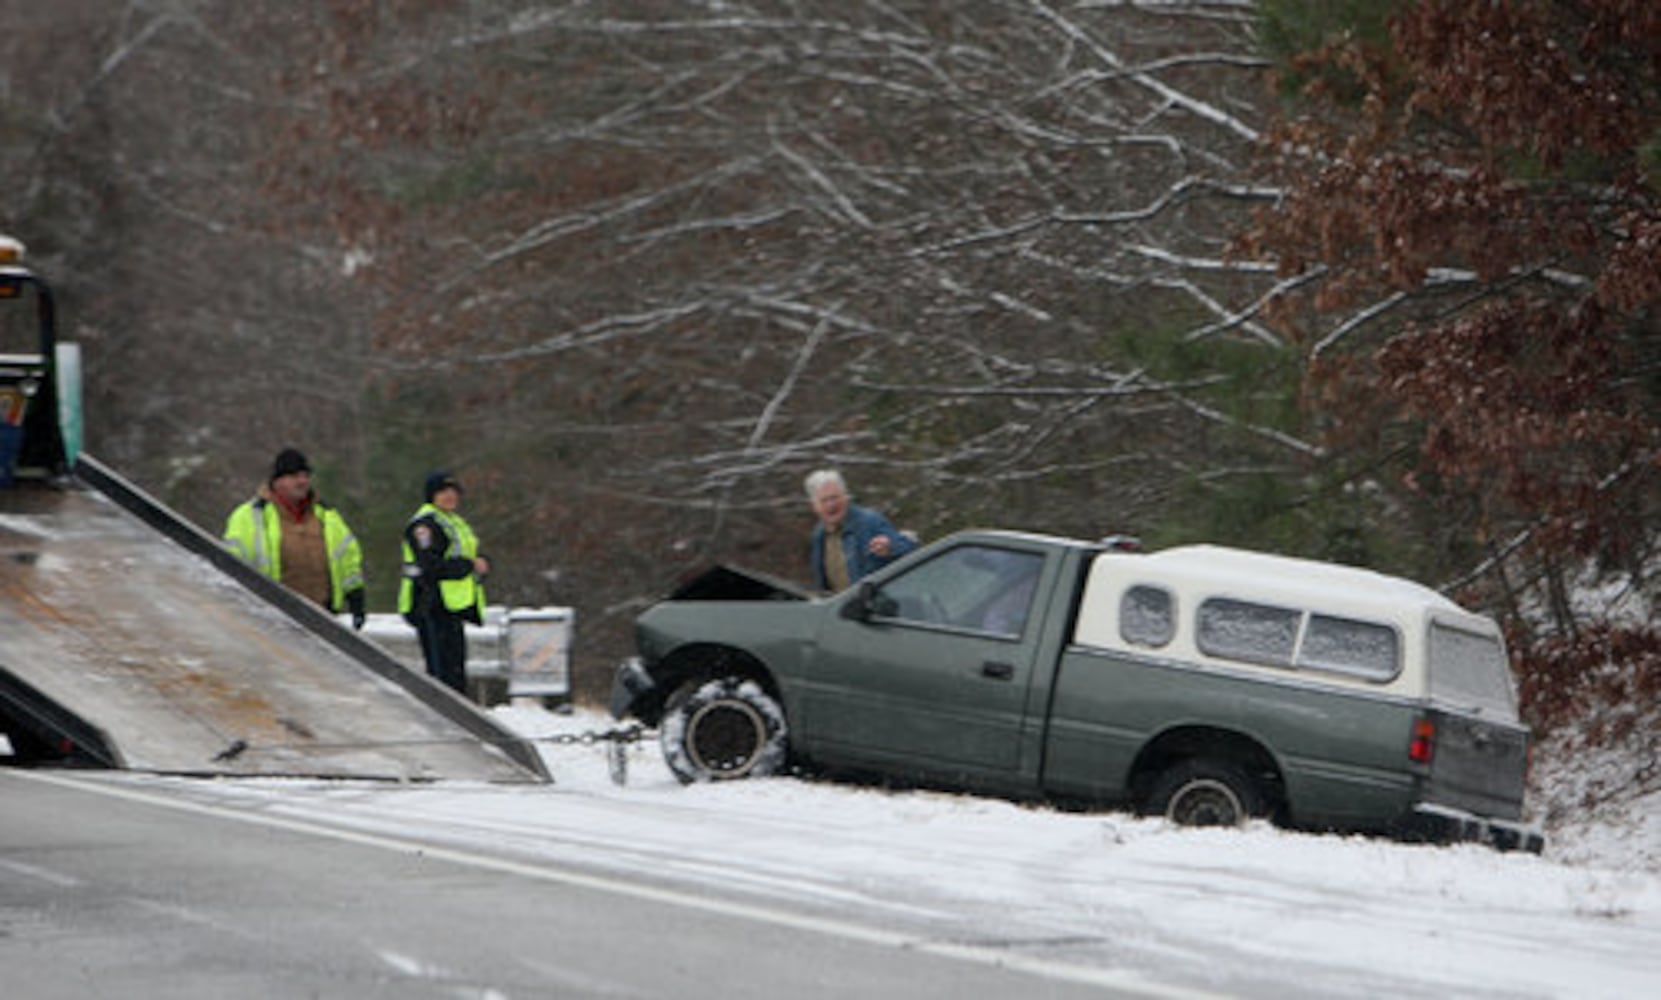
[666,563,815,602]
[634,572,826,679]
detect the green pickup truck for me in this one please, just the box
[610,529,1542,850]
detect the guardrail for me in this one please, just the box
[355,607,573,708]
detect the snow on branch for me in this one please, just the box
[1028,0,1262,143]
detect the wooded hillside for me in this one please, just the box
[2,1,1653,721]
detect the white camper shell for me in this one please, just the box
[1073,544,1522,724]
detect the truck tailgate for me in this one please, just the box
[1424,709,1529,821]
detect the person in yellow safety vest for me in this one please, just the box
[223,447,367,628]
[398,470,490,694]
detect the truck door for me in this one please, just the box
[804,541,1049,777]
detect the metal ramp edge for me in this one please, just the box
[0,661,121,767]
[70,454,551,782]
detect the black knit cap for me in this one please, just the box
[270,448,310,481]
[424,470,462,502]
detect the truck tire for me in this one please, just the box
[660,677,788,785]
[1146,758,1265,828]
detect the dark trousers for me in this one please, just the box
[414,613,468,694]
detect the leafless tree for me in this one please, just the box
[7,2,1310,697]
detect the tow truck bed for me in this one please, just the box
[1,473,544,782]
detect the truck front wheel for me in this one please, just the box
[1146,758,1265,827]
[660,677,788,784]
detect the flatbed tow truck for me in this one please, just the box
[0,236,547,782]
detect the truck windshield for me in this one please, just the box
[1427,623,1518,717]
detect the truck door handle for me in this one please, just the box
[981,661,1015,681]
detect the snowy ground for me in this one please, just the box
[129,703,1661,1000]
[1528,726,1661,876]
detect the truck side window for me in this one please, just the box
[1196,598,1299,667]
[1297,614,1400,682]
[1120,585,1174,647]
[976,550,1044,638]
[877,544,1042,637]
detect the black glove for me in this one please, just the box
[347,589,367,631]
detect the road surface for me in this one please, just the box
[0,769,1177,1000]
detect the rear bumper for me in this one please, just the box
[1406,802,1545,854]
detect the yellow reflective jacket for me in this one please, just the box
[398,503,486,622]
[222,494,365,612]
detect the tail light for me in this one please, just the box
[1408,717,1436,763]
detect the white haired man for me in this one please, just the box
[805,469,916,592]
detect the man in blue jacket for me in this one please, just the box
[805,468,916,592]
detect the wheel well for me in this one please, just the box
[644,644,779,723]
[1128,726,1286,815]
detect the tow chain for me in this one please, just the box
[531,723,653,747]
[208,724,656,787]
[531,723,655,786]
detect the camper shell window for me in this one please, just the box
[1197,598,1300,667]
[1196,598,1402,683]
[1428,623,1516,716]
[1298,614,1401,682]
[1120,585,1175,648]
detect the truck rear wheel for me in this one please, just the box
[1146,758,1265,827]
[660,677,788,784]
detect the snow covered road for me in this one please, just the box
[43,704,1655,999]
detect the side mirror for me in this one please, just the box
[840,581,875,621]
[841,580,899,621]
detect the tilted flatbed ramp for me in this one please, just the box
[0,457,548,782]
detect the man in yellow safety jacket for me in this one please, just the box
[223,447,367,627]
[398,470,489,694]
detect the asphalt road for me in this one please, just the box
[0,769,1175,1000]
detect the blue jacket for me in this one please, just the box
[810,504,917,591]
